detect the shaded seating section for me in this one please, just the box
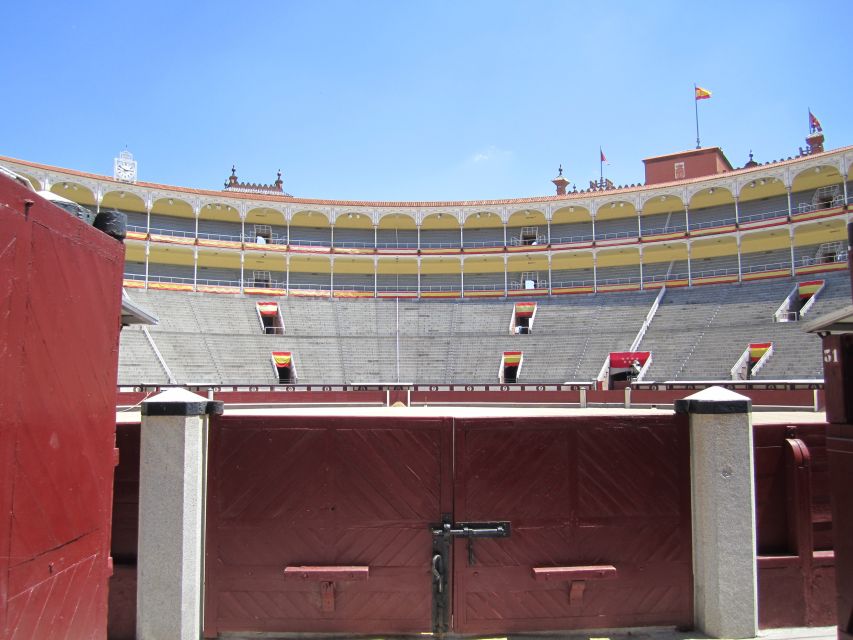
[691,255,740,278]
[641,210,686,235]
[738,193,789,222]
[594,216,639,240]
[551,268,594,287]
[597,264,641,285]
[196,218,243,241]
[376,274,418,292]
[420,273,460,292]
[334,227,373,247]
[796,241,848,266]
[463,227,504,247]
[333,273,374,292]
[688,203,737,229]
[377,228,418,248]
[641,260,679,282]
[420,229,460,247]
[463,272,504,292]
[290,225,332,246]
[741,248,792,272]
[550,221,593,243]
[289,272,331,291]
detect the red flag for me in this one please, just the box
[809,110,822,132]
[600,148,607,163]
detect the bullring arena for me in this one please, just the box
[1,126,852,640]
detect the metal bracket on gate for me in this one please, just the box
[429,514,511,634]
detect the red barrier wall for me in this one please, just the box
[754,423,835,628]
[0,175,125,639]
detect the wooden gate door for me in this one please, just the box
[204,415,452,637]
[449,416,693,635]
[1,175,125,639]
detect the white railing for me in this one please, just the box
[594,229,638,241]
[738,208,788,224]
[635,354,654,382]
[596,355,610,387]
[773,284,800,323]
[630,286,666,352]
[462,239,506,248]
[376,285,419,292]
[751,344,775,377]
[597,275,641,285]
[142,327,177,384]
[730,349,751,381]
[551,279,594,288]
[642,224,687,236]
[798,281,826,319]
[689,217,736,230]
[550,233,594,244]
[464,283,505,291]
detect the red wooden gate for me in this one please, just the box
[0,175,125,638]
[451,416,692,634]
[205,414,692,636]
[204,415,453,636]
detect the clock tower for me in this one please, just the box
[114,149,138,183]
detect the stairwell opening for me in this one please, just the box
[501,351,522,383]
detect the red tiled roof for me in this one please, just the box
[2,145,849,208]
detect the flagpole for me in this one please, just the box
[599,147,603,186]
[694,84,701,149]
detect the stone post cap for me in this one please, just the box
[674,386,752,415]
[141,387,224,417]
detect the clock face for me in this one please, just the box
[115,160,136,181]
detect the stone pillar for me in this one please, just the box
[675,386,757,639]
[137,388,223,640]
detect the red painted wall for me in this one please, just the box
[644,147,733,185]
[754,423,836,628]
[0,175,125,639]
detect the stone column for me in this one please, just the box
[675,386,757,639]
[137,388,224,640]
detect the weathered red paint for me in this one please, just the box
[204,413,692,636]
[753,423,836,628]
[827,426,853,640]
[0,175,125,638]
[108,422,140,640]
[451,415,693,634]
[203,415,453,637]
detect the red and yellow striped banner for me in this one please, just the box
[503,351,522,366]
[515,302,536,318]
[257,302,279,316]
[798,280,823,299]
[749,342,771,363]
[272,351,292,367]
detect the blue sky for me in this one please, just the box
[1,1,850,201]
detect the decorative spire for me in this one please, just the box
[744,150,758,168]
[223,166,291,196]
[552,164,570,195]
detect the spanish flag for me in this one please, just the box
[503,351,522,366]
[695,86,712,100]
[798,280,823,299]
[748,343,771,363]
[272,351,292,367]
[257,301,279,316]
[515,302,536,318]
